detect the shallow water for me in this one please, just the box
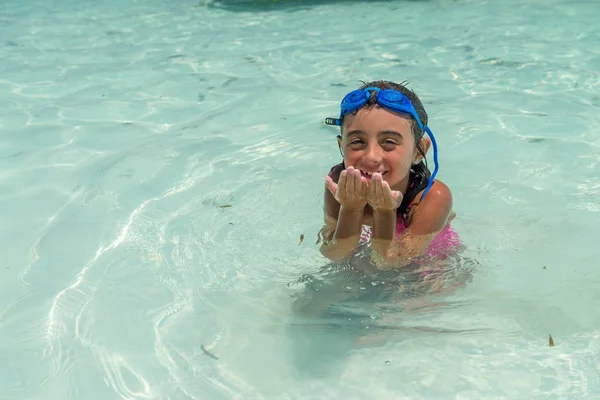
[1,0,600,398]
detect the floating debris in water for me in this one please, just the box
[219,204,232,208]
[479,57,503,65]
[549,334,555,347]
[543,265,547,269]
[201,344,219,360]
[148,253,164,262]
[519,110,548,117]
[298,234,304,246]
[385,360,391,365]
[528,137,546,143]
[222,77,238,88]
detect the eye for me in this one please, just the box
[349,139,364,146]
[381,139,399,148]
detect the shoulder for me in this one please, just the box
[405,179,453,235]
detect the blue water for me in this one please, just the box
[1,0,600,398]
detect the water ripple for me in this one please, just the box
[2,0,600,398]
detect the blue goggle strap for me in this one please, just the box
[420,126,439,200]
[324,117,342,126]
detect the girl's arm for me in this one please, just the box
[365,174,402,261]
[319,185,364,261]
[318,166,366,261]
[370,209,397,258]
[380,181,454,267]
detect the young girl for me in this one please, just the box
[319,80,461,268]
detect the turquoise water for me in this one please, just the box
[2,0,600,398]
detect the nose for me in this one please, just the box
[364,142,382,164]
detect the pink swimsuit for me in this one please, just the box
[358,218,461,258]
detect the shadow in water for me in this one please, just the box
[283,252,478,380]
[205,0,431,13]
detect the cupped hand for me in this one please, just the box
[367,173,402,212]
[325,166,368,211]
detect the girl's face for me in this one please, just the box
[339,106,423,192]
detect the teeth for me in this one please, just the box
[361,170,385,176]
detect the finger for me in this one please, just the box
[372,172,383,190]
[325,176,338,196]
[353,169,364,196]
[367,177,375,204]
[345,169,355,197]
[375,175,384,202]
[384,182,402,207]
[360,176,368,197]
[366,177,376,207]
[338,170,347,199]
[373,174,383,199]
[381,180,396,204]
[395,189,404,205]
[380,180,398,199]
[351,168,361,194]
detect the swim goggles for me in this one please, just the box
[325,86,439,199]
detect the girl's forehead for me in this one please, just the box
[343,107,413,134]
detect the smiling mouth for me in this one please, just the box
[360,170,388,179]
